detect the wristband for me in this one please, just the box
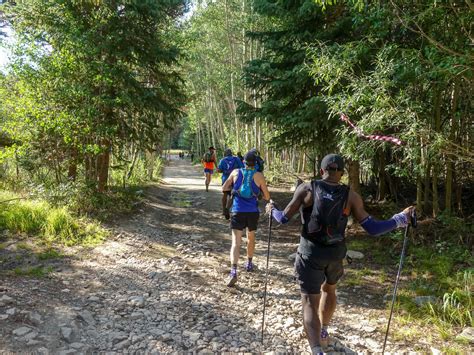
[272,209,289,224]
[392,212,409,228]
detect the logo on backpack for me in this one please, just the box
[307,180,350,245]
[235,168,258,199]
[223,157,236,175]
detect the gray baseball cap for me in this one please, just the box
[321,154,344,171]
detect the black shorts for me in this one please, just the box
[230,212,259,231]
[294,252,344,294]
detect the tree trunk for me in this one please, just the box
[445,81,459,214]
[432,88,442,217]
[126,145,140,181]
[423,162,431,215]
[347,158,361,195]
[97,142,111,193]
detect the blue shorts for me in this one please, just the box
[204,168,214,174]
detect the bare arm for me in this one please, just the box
[254,172,270,201]
[282,182,312,219]
[222,170,237,192]
[347,190,369,222]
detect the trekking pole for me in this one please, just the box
[382,209,417,354]
[261,200,274,345]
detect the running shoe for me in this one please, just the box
[223,208,230,220]
[311,345,324,355]
[226,269,237,287]
[245,260,254,272]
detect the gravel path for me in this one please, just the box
[0,158,435,353]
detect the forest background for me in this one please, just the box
[0,0,472,351]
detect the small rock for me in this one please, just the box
[183,330,201,342]
[362,326,376,333]
[0,314,8,320]
[365,338,380,350]
[346,250,364,259]
[13,327,32,337]
[28,312,43,325]
[6,307,16,315]
[456,327,474,343]
[24,331,39,341]
[284,317,295,328]
[204,330,215,338]
[88,296,100,302]
[61,327,74,343]
[0,295,14,304]
[78,310,96,325]
[26,339,42,346]
[115,339,130,350]
[129,312,142,320]
[69,342,85,349]
[213,325,228,335]
[129,296,145,307]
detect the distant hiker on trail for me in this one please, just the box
[190,152,194,161]
[218,148,244,219]
[201,146,216,192]
[222,150,271,287]
[266,153,414,355]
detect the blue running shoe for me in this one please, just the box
[245,260,254,272]
[227,268,237,287]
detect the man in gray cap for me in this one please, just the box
[266,153,413,354]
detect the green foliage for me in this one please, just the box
[430,275,472,328]
[37,248,63,260]
[0,0,186,191]
[13,265,53,278]
[0,190,107,246]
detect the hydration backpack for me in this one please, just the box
[307,180,350,245]
[222,156,236,175]
[203,152,213,163]
[236,168,258,199]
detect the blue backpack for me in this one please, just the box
[236,168,258,199]
[222,156,236,175]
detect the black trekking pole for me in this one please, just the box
[261,200,274,345]
[382,209,417,354]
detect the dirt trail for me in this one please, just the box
[0,158,429,353]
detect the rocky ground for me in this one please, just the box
[0,158,453,354]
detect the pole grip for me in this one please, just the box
[410,209,417,228]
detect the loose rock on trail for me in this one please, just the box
[0,157,427,353]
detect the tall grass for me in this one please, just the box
[0,191,106,246]
[428,270,473,328]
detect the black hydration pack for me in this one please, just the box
[307,180,350,245]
